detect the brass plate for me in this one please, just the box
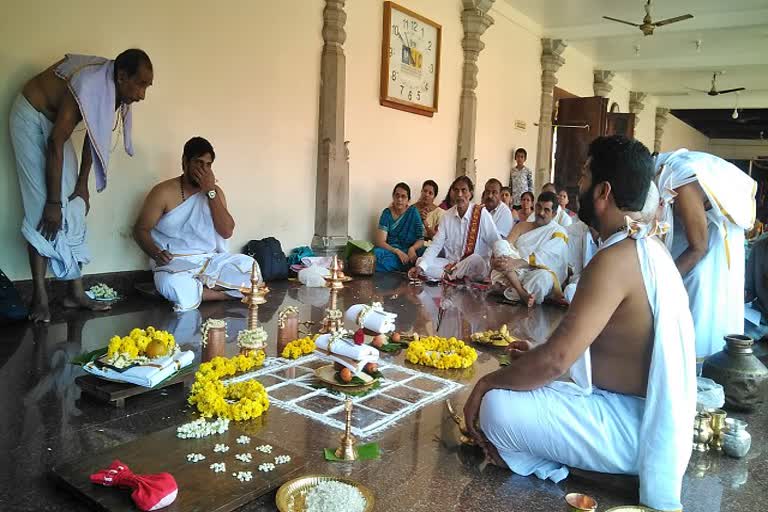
[276,474,374,512]
[314,364,378,391]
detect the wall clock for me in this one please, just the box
[380,1,442,117]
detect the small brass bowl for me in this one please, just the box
[565,493,598,512]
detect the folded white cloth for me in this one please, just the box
[344,304,397,334]
[315,333,379,373]
[83,350,195,388]
[298,265,330,287]
[301,256,333,268]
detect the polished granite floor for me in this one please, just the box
[0,274,765,511]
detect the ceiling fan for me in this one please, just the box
[688,72,746,96]
[603,1,694,36]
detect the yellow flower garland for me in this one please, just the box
[107,326,175,361]
[281,335,319,359]
[188,351,269,421]
[405,336,478,370]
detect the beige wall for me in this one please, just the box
[1,0,323,280]
[708,139,768,160]
[660,114,710,153]
[634,96,658,152]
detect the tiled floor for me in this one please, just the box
[0,275,765,511]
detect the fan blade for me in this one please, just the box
[685,87,710,94]
[653,91,691,97]
[716,87,746,95]
[654,14,694,27]
[602,16,641,27]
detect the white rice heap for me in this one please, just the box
[233,471,253,482]
[255,444,273,454]
[213,443,230,453]
[236,435,251,445]
[274,454,291,465]
[258,462,276,472]
[306,481,367,512]
[186,453,206,463]
[209,462,226,473]
[235,453,253,463]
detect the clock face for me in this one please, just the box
[381,3,441,114]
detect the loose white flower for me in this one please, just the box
[235,453,253,463]
[214,443,230,453]
[274,454,291,465]
[258,462,276,472]
[176,418,230,439]
[236,435,251,445]
[234,471,253,482]
[255,444,273,454]
[209,462,227,473]
[186,453,206,463]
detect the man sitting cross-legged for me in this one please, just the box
[464,136,696,512]
[490,191,568,307]
[133,137,259,311]
[408,176,501,282]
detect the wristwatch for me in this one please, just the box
[207,189,217,200]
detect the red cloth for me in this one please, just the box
[90,460,178,511]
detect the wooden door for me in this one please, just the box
[553,96,608,211]
[606,113,636,138]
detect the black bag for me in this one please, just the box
[0,268,28,324]
[243,238,289,282]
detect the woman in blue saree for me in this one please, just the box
[374,183,425,272]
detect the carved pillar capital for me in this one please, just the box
[654,107,670,153]
[593,70,615,97]
[456,0,495,180]
[629,91,647,128]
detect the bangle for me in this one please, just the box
[46,199,62,205]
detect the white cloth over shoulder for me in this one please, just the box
[344,304,397,334]
[656,149,755,357]
[150,193,258,311]
[480,226,696,511]
[9,94,91,280]
[83,350,195,388]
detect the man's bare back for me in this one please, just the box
[22,61,80,123]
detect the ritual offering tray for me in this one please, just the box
[276,474,374,512]
[314,363,380,392]
[470,324,518,347]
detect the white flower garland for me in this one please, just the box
[176,418,230,439]
[356,302,384,328]
[277,306,299,328]
[237,326,268,349]
[325,308,343,320]
[201,318,227,347]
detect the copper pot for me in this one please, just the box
[702,335,768,412]
[202,326,226,362]
[277,313,299,355]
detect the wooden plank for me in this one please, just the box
[75,370,194,408]
[51,423,305,512]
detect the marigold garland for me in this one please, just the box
[281,335,319,359]
[188,351,269,421]
[405,336,477,370]
[106,326,176,367]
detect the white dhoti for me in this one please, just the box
[480,228,696,511]
[150,193,260,312]
[656,149,755,358]
[9,94,90,279]
[418,253,489,281]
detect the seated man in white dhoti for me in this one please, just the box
[490,192,568,307]
[464,136,696,512]
[482,178,514,237]
[408,176,501,282]
[9,49,153,322]
[524,184,572,228]
[133,137,258,312]
[656,149,756,358]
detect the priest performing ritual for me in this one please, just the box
[490,191,568,307]
[465,136,696,511]
[409,176,501,282]
[655,149,757,358]
[133,137,258,311]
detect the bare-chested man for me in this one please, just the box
[490,191,568,307]
[133,137,259,312]
[9,50,153,322]
[464,136,696,511]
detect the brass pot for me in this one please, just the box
[693,411,713,452]
[701,335,768,412]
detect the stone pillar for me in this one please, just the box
[654,107,670,153]
[455,0,495,181]
[593,70,614,98]
[629,91,647,130]
[313,0,348,254]
[534,38,567,190]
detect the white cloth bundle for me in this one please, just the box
[83,350,195,388]
[344,304,397,334]
[298,265,330,287]
[315,333,379,372]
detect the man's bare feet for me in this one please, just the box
[29,297,51,323]
[62,294,111,312]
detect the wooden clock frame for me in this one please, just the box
[379,1,442,117]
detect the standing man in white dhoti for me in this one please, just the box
[133,137,259,312]
[9,50,153,322]
[490,191,568,307]
[656,149,756,358]
[408,176,500,282]
[464,136,696,511]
